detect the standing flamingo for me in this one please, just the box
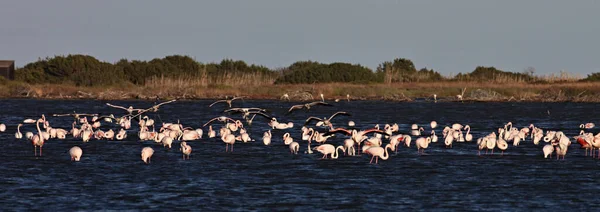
[141,147,154,164]
[364,144,393,164]
[15,124,23,139]
[180,141,192,160]
[69,146,83,161]
[262,130,272,145]
[289,142,299,154]
[31,118,45,156]
[313,144,345,159]
[416,137,432,155]
[543,144,554,158]
[497,137,508,155]
[222,133,236,152]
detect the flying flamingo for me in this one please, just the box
[69,146,83,161]
[209,96,243,108]
[141,147,154,164]
[287,101,333,114]
[364,144,393,164]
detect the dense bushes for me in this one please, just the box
[16,54,573,86]
[274,61,379,84]
[453,66,534,83]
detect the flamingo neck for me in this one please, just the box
[381,144,390,160]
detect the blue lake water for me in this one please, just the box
[0,99,597,210]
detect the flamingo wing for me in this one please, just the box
[304,117,323,126]
[287,104,305,113]
[248,111,272,119]
[323,128,352,136]
[329,111,351,120]
[209,100,227,107]
[106,103,129,110]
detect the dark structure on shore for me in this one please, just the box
[0,60,15,80]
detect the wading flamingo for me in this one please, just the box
[141,147,154,164]
[69,146,83,161]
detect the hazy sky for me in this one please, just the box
[1,0,598,76]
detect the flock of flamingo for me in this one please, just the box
[0,94,597,164]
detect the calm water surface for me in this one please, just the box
[0,99,599,210]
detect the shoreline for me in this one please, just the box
[2,82,600,102]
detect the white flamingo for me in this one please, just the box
[262,130,272,145]
[141,147,154,164]
[180,141,192,160]
[289,142,299,154]
[15,124,23,139]
[69,146,83,161]
[416,137,432,155]
[364,144,393,164]
[313,144,345,159]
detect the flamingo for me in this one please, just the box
[581,123,595,129]
[283,133,293,145]
[141,147,154,164]
[464,125,473,142]
[289,142,299,154]
[69,146,83,161]
[262,130,272,145]
[304,111,351,129]
[430,121,438,129]
[348,121,355,127]
[161,136,173,149]
[0,123,5,132]
[477,137,487,155]
[543,144,554,158]
[208,125,216,138]
[287,101,333,114]
[222,133,236,152]
[486,135,497,155]
[209,96,243,108]
[31,118,45,156]
[313,144,345,159]
[344,139,355,156]
[104,129,115,140]
[180,141,192,160]
[116,128,127,140]
[416,137,432,155]
[497,137,508,155]
[15,124,23,139]
[364,144,393,164]
[430,130,438,143]
[444,132,454,148]
[411,127,424,136]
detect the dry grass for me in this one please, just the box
[3,80,600,102]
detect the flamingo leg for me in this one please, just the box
[231,144,233,152]
[376,157,379,164]
[369,156,374,164]
[40,147,43,156]
[34,146,37,156]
